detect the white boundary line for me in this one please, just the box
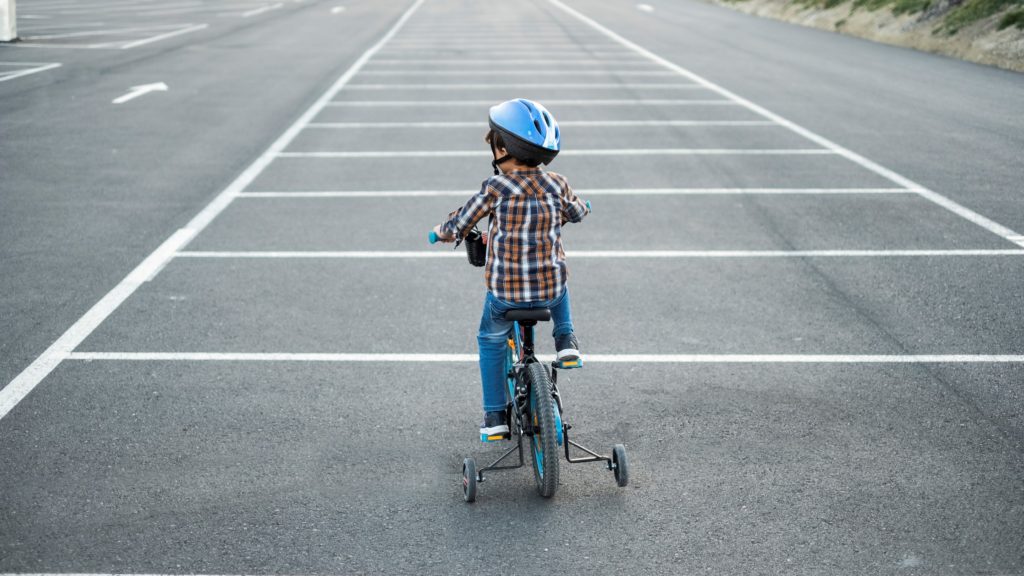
[21,24,187,40]
[119,23,208,49]
[0,62,61,83]
[549,0,1024,249]
[242,2,283,18]
[326,99,740,106]
[175,249,1024,259]
[367,59,652,65]
[275,149,834,158]
[66,352,1024,363]
[344,83,703,89]
[0,0,427,423]
[305,120,777,128]
[357,70,678,75]
[238,187,915,198]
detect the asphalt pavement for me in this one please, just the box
[2,0,1023,574]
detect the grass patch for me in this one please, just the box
[852,0,933,13]
[793,0,933,13]
[940,0,1024,33]
[997,7,1024,27]
[792,0,846,8]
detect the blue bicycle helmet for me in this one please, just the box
[488,98,560,174]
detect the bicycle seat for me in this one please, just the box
[504,308,551,323]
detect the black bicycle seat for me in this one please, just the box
[504,308,551,323]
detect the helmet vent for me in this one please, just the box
[533,119,543,133]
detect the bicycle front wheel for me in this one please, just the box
[526,362,560,498]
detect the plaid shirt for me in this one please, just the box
[440,168,590,302]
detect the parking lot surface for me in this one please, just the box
[2,0,1023,574]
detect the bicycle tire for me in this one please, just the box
[526,362,560,498]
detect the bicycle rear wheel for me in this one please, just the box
[526,362,560,498]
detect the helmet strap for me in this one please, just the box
[489,136,512,175]
[491,155,513,175]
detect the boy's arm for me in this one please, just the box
[556,175,590,224]
[437,181,497,240]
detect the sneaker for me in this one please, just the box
[480,410,510,442]
[555,332,583,369]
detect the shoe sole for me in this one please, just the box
[556,349,583,369]
[480,425,510,442]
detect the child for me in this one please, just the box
[431,98,590,442]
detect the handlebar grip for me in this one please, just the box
[429,231,439,244]
[586,200,591,212]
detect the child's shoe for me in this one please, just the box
[555,332,583,369]
[480,410,510,442]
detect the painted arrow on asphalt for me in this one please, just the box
[112,82,168,104]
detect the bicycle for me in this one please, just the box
[429,226,629,501]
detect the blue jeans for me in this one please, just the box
[477,289,575,412]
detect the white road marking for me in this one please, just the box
[119,23,208,49]
[357,70,677,76]
[0,0,428,423]
[384,40,619,46]
[242,2,283,17]
[175,249,1024,259]
[345,83,703,89]
[111,81,168,104]
[327,99,738,106]
[306,120,776,128]
[549,0,1024,249]
[238,188,915,198]
[637,3,655,11]
[0,62,61,83]
[331,5,345,14]
[66,352,1024,363]
[275,149,832,158]
[367,59,649,65]
[0,229,195,421]
[25,27,168,40]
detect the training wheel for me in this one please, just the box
[462,457,478,502]
[612,444,629,488]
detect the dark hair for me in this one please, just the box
[487,129,541,167]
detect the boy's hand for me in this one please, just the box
[432,224,455,243]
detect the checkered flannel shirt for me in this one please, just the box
[440,168,590,302]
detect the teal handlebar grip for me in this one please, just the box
[429,231,439,244]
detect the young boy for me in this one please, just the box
[431,98,590,442]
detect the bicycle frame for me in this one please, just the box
[475,320,612,483]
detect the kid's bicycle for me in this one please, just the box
[429,227,629,502]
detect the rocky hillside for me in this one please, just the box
[714,0,1024,72]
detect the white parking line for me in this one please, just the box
[367,59,650,65]
[0,0,428,423]
[237,188,915,198]
[66,352,1024,363]
[306,120,776,128]
[175,249,1024,259]
[0,62,61,83]
[344,83,703,89]
[276,149,833,158]
[119,23,208,49]
[357,70,675,76]
[550,0,1024,249]
[23,26,171,40]
[326,99,739,106]
[242,2,283,17]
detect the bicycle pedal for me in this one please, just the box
[554,358,584,370]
